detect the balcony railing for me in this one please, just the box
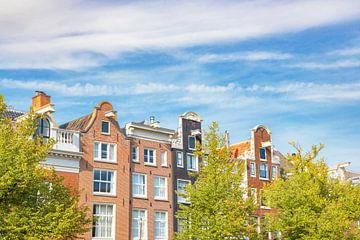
[51,128,80,153]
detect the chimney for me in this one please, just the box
[32,91,51,111]
[225,130,230,150]
[149,116,160,128]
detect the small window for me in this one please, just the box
[187,154,198,171]
[260,148,266,160]
[161,151,167,167]
[250,162,256,177]
[132,173,147,198]
[94,142,117,163]
[272,166,277,180]
[176,151,183,168]
[188,136,196,150]
[144,148,156,166]
[101,121,110,134]
[93,169,116,195]
[259,163,269,179]
[132,145,139,162]
[154,176,167,200]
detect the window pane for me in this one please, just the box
[101,121,109,133]
[94,142,99,159]
[101,143,107,159]
[260,148,266,159]
[188,136,196,149]
[109,144,115,161]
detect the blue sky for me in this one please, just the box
[1,0,360,170]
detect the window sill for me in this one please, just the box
[177,165,184,168]
[187,168,198,172]
[93,192,117,197]
[154,198,168,202]
[259,177,270,181]
[260,206,271,210]
[101,132,110,135]
[250,175,256,178]
[178,201,191,205]
[144,163,157,167]
[260,158,267,162]
[94,159,117,164]
[133,195,148,199]
[132,160,140,164]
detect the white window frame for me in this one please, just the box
[101,120,110,135]
[177,179,191,204]
[176,151,183,168]
[144,148,156,166]
[132,173,147,198]
[154,211,168,240]
[259,147,266,161]
[132,145,139,162]
[188,135,196,150]
[92,203,116,240]
[259,163,269,180]
[187,153,198,171]
[250,162,256,177]
[93,169,116,196]
[250,188,257,204]
[260,189,271,209]
[132,208,147,240]
[160,151,167,167]
[94,141,117,163]
[272,165,278,180]
[153,176,168,201]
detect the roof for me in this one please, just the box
[344,170,360,180]
[231,140,251,158]
[4,108,25,120]
[127,121,175,134]
[60,114,92,131]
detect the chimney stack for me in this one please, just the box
[32,91,51,111]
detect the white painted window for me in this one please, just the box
[132,145,139,162]
[132,209,147,240]
[177,179,191,204]
[132,173,147,198]
[154,176,167,200]
[176,151,183,168]
[92,203,115,239]
[187,154,198,171]
[272,165,277,180]
[154,211,168,240]
[101,121,110,134]
[188,136,196,150]
[144,148,155,166]
[161,151,167,166]
[250,188,257,204]
[259,163,269,180]
[93,169,116,196]
[250,162,256,177]
[94,142,116,163]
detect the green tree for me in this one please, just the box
[0,95,91,239]
[264,143,360,240]
[175,122,257,240]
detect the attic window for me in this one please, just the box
[101,121,110,134]
[259,148,266,160]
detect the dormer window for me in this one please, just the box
[36,118,50,140]
[260,148,266,160]
[188,136,196,150]
[101,121,110,134]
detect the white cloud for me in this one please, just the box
[198,51,293,63]
[286,59,360,70]
[0,0,359,69]
[329,47,360,56]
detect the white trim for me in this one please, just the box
[250,161,256,177]
[259,147,267,161]
[272,165,278,180]
[154,210,168,240]
[177,179,191,204]
[160,151,168,167]
[144,148,156,166]
[93,168,116,197]
[186,153,198,172]
[259,163,269,180]
[176,151,184,168]
[132,173,147,198]
[94,141,117,163]
[132,208,148,240]
[101,120,111,135]
[153,176,168,201]
[92,202,116,240]
[188,135,196,150]
[132,145,139,162]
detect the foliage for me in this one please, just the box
[0,95,91,239]
[264,143,360,240]
[175,122,256,240]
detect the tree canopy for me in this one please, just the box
[175,122,257,240]
[0,95,91,239]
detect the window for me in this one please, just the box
[176,151,183,168]
[260,189,270,208]
[177,179,190,204]
[154,211,168,240]
[101,121,110,134]
[272,165,277,180]
[188,136,196,150]
[132,145,139,162]
[250,162,256,177]
[94,142,116,162]
[92,203,115,239]
[144,148,155,165]
[250,216,260,233]
[260,148,266,160]
[250,188,257,204]
[177,219,185,233]
[132,209,147,240]
[187,154,198,171]
[132,173,147,198]
[259,163,269,179]
[161,151,167,166]
[154,176,167,200]
[36,118,50,141]
[93,169,116,195]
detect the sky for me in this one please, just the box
[1,0,360,171]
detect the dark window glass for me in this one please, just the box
[101,121,109,134]
[101,170,107,181]
[188,136,196,149]
[259,164,268,178]
[94,170,100,180]
[36,118,50,139]
[101,143,107,159]
[260,148,266,159]
[93,182,99,192]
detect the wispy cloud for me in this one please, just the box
[329,47,360,56]
[198,51,293,63]
[286,59,360,70]
[0,0,359,70]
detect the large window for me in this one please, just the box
[250,162,256,177]
[132,145,139,162]
[187,154,198,171]
[188,136,196,150]
[259,163,269,179]
[94,142,116,163]
[132,209,147,240]
[144,148,155,165]
[132,173,147,198]
[177,179,190,204]
[154,211,168,240]
[93,169,116,195]
[92,203,115,239]
[260,148,266,160]
[101,121,110,134]
[161,151,167,167]
[176,151,183,168]
[154,176,167,200]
